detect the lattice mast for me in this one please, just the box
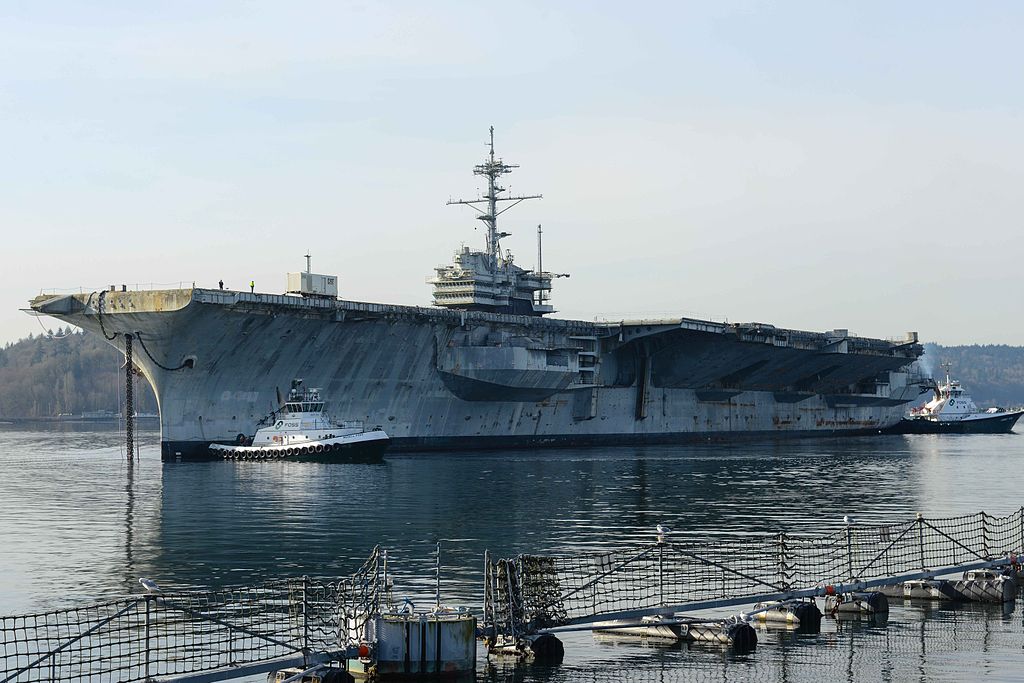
[941,360,953,388]
[434,128,566,315]
[447,126,542,271]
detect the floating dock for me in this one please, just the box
[877,569,1016,603]
[2,509,1023,682]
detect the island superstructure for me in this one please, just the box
[430,127,561,316]
[30,129,926,461]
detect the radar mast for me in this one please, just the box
[431,128,564,316]
[446,126,542,271]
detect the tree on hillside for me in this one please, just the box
[922,343,1024,407]
[0,330,156,418]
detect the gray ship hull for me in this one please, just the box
[31,289,924,461]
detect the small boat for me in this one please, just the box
[209,380,389,461]
[890,363,1023,434]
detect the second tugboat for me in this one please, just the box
[894,363,1024,434]
[210,380,389,461]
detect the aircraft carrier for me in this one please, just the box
[29,129,925,461]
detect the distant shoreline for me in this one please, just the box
[0,415,159,425]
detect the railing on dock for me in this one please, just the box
[0,547,383,683]
[484,509,1024,638]
[4,511,1023,681]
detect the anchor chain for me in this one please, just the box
[96,290,117,341]
[125,334,134,461]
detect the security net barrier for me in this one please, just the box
[485,508,1024,636]
[1,547,382,683]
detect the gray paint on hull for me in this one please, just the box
[31,289,921,462]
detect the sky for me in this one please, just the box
[2,1,1023,346]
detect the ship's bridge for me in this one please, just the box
[281,401,323,414]
[437,128,563,317]
[430,247,554,316]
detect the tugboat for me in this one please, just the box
[209,380,389,461]
[893,363,1024,434]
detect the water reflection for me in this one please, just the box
[147,434,1024,595]
[0,426,1022,682]
[124,460,136,586]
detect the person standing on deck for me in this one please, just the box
[250,280,255,293]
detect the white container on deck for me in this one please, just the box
[287,271,338,298]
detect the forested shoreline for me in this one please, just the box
[0,328,155,418]
[0,330,1021,418]
[919,343,1024,407]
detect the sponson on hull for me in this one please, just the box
[28,128,929,461]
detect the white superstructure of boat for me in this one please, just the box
[209,379,389,461]
[899,363,1023,434]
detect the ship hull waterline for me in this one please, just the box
[170,428,893,461]
[211,436,390,463]
[888,411,1024,435]
[29,288,926,462]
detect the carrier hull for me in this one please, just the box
[31,288,925,461]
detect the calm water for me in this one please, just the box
[1,426,1023,681]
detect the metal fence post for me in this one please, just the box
[1019,506,1024,552]
[302,576,309,665]
[777,532,788,591]
[846,523,854,581]
[658,543,664,606]
[917,513,926,570]
[981,511,990,559]
[382,549,389,609]
[144,596,152,681]
[375,548,382,615]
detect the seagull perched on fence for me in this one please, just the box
[656,524,672,544]
[843,515,853,526]
[139,578,161,594]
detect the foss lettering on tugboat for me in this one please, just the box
[209,379,389,461]
[891,362,1024,434]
